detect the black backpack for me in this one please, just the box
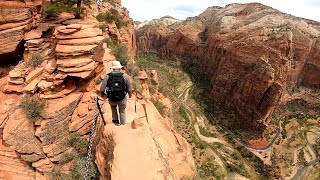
[105,72,127,101]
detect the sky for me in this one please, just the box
[121,0,320,22]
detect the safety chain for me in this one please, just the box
[84,96,99,180]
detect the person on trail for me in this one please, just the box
[100,61,132,126]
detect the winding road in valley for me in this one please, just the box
[180,84,319,179]
[180,85,283,152]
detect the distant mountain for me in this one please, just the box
[134,16,182,30]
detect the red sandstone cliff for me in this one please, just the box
[0,0,195,179]
[136,3,320,128]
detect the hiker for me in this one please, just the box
[100,61,132,126]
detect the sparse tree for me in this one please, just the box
[44,0,91,19]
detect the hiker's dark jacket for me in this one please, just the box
[100,72,132,98]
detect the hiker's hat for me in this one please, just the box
[110,61,123,69]
[137,70,148,80]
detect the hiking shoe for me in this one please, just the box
[112,120,121,126]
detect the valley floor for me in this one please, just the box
[136,52,320,180]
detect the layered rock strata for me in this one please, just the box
[136,3,320,128]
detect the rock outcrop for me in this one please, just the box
[96,98,196,180]
[136,3,320,128]
[0,0,42,62]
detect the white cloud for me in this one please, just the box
[121,0,320,22]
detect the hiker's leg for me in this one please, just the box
[109,102,118,120]
[119,97,127,124]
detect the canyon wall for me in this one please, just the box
[136,3,320,128]
[0,0,195,179]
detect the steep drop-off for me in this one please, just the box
[0,0,195,179]
[136,3,320,129]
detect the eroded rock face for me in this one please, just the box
[136,3,320,127]
[3,108,45,162]
[0,0,42,62]
[0,139,36,180]
[39,93,82,159]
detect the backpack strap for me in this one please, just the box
[106,72,126,91]
[107,72,124,86]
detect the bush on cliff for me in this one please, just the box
[43,0,91,19]
[68,132,88,153]
[105,38,129,66]
[20,95,46,122]
[43,2,64,18]
[96,8,128,28]
[71,157,97,179]
[27,53,44,68]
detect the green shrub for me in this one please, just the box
[281,130,287,139]
[59,152,77,164]
[199,127,216,137]
[99,24,107,32]
[27,53,44,68]
[199,160,224,179]
[71,157,97,179]
[112,43,129,65]
[20,95,46,122]
[105,39,129,66]
[179,105,189,121]
[151,99,166,116]
[148,84,157,94]
[43,2,64,18]
[49,167,72,180]
[126,62,139,77]
[43,0,91,19]
[96,8,128,29]
[69,132,88,153]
